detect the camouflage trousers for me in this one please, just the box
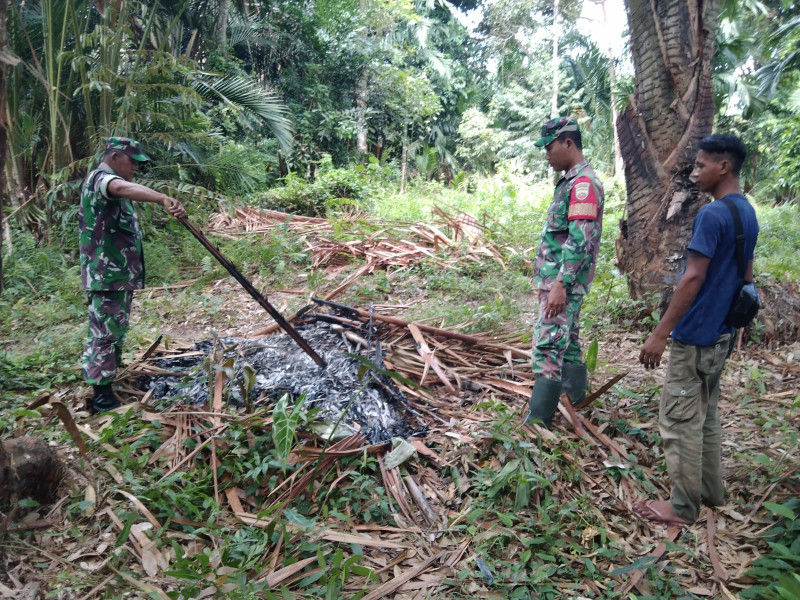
[660,333,731,522]
[531,290,584,382]
[82,291,133,386]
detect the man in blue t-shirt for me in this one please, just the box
[634,134,759,526]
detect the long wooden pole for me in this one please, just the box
[178,216,326,368]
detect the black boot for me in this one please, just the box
[526,377,562,428]
[91,384,120,415]
[561,363,588,407]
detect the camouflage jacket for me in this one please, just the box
[533,160,604,295]
[79,166,145,291]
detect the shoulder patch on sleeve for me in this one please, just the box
[568,176,598,221]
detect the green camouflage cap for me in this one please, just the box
[534,116,580,147]
[106,137,149,161]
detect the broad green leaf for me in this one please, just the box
[497,511,514,526]
[764,502,796,520]
[273,393,308,470]
[514,479,531,511]
[608,555,659,576]
[272,394,293,471]
[663,540,696,557]
[15,409,43,419]
[585,338,599,373]
[283,508,316,530]
[242,363,257,396]
[777,572,800,596]
[490,458,521,490]
[752,453,773,466]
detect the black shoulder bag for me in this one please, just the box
[720,196,760,328]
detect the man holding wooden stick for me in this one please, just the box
[79,137,185,414]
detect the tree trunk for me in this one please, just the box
[400,127,408,193]
[216,0,230,55]
[0,0,7,296]
[355,0,370,155]
[550,0,560,117]
[0,437,64,507]
[599,0,623,175]
[356,70,369,155]
[616,0,721,306]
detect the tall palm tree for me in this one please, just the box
[4,0,294,226]
[616,0,722,304]
[1,0,8,293]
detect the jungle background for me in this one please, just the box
[0,0,799,598]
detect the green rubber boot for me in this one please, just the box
[562,363,588,407]
[526,377,563,428]
[91,384,121,415]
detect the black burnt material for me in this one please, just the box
[140,321,424,443]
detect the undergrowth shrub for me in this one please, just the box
[754,202,800,282]
[256,154,389,216]
[741,498,800,600]
[218,226,309,277]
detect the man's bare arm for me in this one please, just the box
[639,251,711,369]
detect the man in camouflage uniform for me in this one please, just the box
[80,137,186,414]
[527,117,604,427]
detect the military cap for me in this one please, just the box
[534,116,580,147]
[105,137,149,161]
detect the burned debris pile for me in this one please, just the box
[135,287,536,445]
[140,321,423,444]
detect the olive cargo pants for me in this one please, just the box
[660,333,732,522]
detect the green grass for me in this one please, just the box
[754,202,800,282]
[371,169,553,245]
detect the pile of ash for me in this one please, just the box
[140,321,424,443]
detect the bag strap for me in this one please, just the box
[720,196,746,280]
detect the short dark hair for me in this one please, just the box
[557,130,582,150]
[697,134,747,175]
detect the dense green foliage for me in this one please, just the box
[741,499,800,600]
[2,0,798,242]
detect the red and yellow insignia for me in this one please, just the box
[568,176,598,221]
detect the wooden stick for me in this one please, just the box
[250,265,372,337]
[179,216,325,367]
[404,473,438,526]
[705,507,726,582]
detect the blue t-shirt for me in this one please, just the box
[672,194,759,346]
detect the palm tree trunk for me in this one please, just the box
[400,126,408,193]
[216,0,231,55]
[617,0,721,305]
[356,70,368,154]
[0,0,7,295]
[599,0,623,175]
